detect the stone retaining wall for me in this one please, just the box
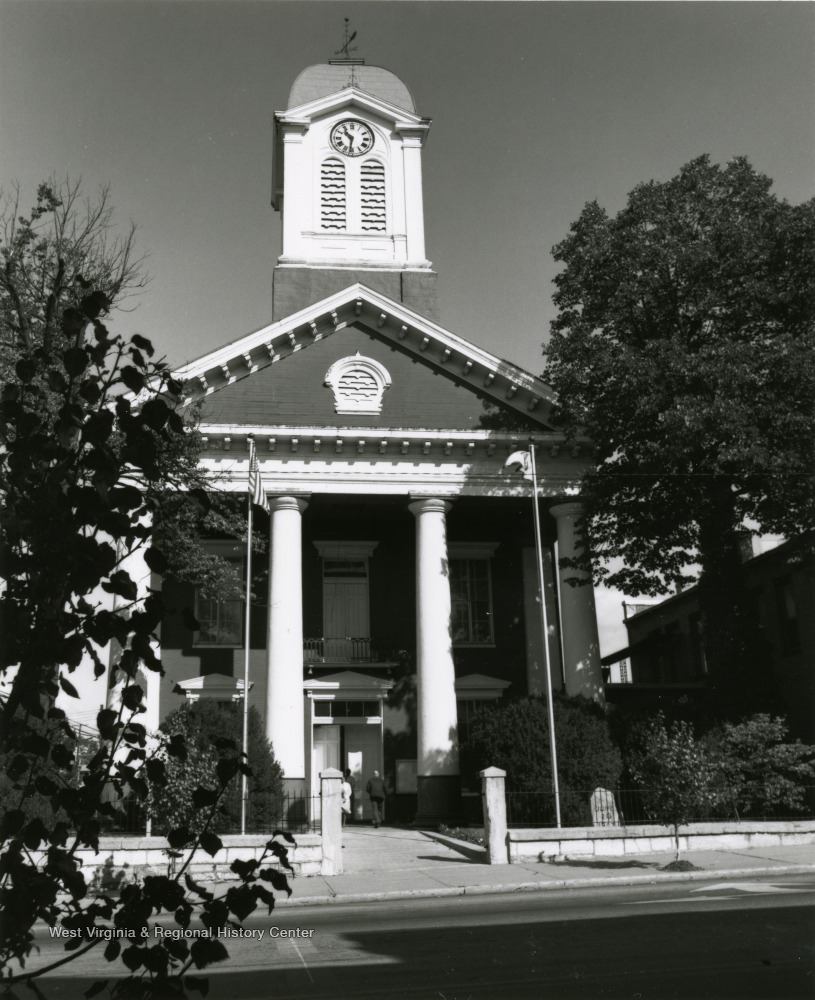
[73,834,324,891]
[508,821,815,863]
[480,768,815,865]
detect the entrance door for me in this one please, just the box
[323,558,370,661]
[345,723,382,822]
[312,724,341,822]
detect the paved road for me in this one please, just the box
[31,874,815,999]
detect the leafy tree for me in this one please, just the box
[627,713,718,860]
[468,695,622,824]
[150,704,284,835]
[543,156,815,715]
[704,714,815,818]
[0,184,290,998]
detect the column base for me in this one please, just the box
[414,775,462,826]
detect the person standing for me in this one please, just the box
[343,768,356,823]
[366,770,386,828]
[340,774,352,827]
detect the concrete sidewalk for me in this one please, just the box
[267,824,815,908]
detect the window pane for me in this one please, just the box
[194,595,242,645]
[449,558,493,644]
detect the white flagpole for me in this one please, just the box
[529,443,562,829]
[240,440,255,836]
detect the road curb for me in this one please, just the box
[275,863,815,908]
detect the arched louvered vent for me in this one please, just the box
[360,160,386,232]
[325,354,392,415]
[337,368,379,403]
[320,159,346,230]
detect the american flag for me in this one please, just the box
[247,438,269,512]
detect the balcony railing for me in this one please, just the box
[303,637,400,664]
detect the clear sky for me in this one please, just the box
[2,1,812,376]
[1,0,813,673]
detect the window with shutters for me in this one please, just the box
[360,160,386,232]
[320,158,346,231]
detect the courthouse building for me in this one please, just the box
[152,60,604,821]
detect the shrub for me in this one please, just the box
[468,695,622,824]
[704,714,815,818]
[627,713,719,858]
[149,703,283,834]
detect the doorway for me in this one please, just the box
[312,724,341,823]
[344,723,382,822]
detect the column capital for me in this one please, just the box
[549,500,585,521]
[408,497,453,517]
[269,495,309,514]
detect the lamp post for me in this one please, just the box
[505,444,562,829]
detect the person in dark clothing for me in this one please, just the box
[366,770,386,828]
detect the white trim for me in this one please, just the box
[174,673,251,703]
[324,354,392,414]
[304,670,394,700]
[278,88,428,130]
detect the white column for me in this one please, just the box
[266,496,308,781]
[280,123,308,260]
[550,502,605,703]
[400,132,428,265]
[409,498,459,818]
[522,546,563,697]
[104,523,160,734]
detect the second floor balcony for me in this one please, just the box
[303,636,402,666]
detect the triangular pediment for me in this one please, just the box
[175,284,556,429]
[174,673,250,701]
[278,87,426,129]
[303,670,394,696]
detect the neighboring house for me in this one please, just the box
[602,537,814,740]
[131,58,605,823]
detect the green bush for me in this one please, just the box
[149,703,283,835]
[703,714,815,819]
[626,712,720,858]
[468,695,622,824]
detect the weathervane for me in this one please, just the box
[335,18,358,59]
[333,18,361,86]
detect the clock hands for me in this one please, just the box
[331,120,372,156]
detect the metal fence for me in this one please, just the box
[506,786,815,829]
[108,792,322,837]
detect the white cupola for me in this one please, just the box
[271,62,437,321]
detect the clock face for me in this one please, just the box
[330,119,374,157]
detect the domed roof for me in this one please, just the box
[288,64,415,113]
